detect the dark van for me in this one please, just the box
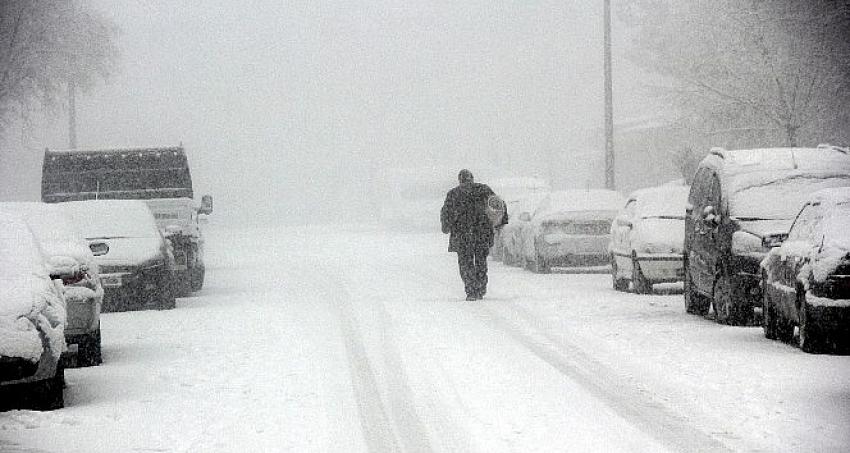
[684,145,850,325]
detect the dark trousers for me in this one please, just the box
[457,246,489,297]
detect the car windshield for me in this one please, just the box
[730,175,850,220]
[637,189,689,219]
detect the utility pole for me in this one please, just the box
[603,0,615,190]
[68,76,77,149]
[67,0,78,149]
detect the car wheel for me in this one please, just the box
[798,288,825,353]
[191,265,206,291]
[713,270,749,325]
[611,257,628,291]
[532,254,550,274]
[77,327,102,367]
[684,266,710,316]
[158,278,177,310]
[631,257,652,294]
[31,364,64,411]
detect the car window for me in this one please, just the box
[624,200,636,219]
[788,203,822,242]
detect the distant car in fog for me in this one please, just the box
[501,192,548,267]
[761,187,850,353]
[0,211,66,410]
[62,200,177,312]
[609,186,690,293]
[489,177,549,261]
[0,202,104,367]
[519,189,625,273]
[684,145,850,326]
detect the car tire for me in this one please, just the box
[191,265,206,292]
[684,266,710,316]
[158,278,177,310]
[713,270,749,326]
[77,327,103,367]
[611,257,628,291]
[30,364,64,411]
[798,288,825,353]
[532,254,550,274]
[631,257,652,294]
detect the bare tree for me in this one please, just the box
[620,0,850,148]
[0,1,118,139]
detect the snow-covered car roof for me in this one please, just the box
[705,147,850,193]
[536,189,625,217]
[61,200,160,239]
[629,186,690,219]
[0,202,95,269]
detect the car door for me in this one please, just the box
[611,199,636,274]
[781,203,822,320]
[689,169,721,294]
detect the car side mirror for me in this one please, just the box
[762,233,788,248]
[47,255,81,281]
[519,212,531,222]
[199,194,213,215]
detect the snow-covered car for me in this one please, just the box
[761,187,850,353]
[609,186,690,293]
[519,189,625,273]
[685,145,850,325]
[501,192,548,267]
[0,202,104,367]
[0,211,66,410]
[489,177,550,261]
[61,200,177,312]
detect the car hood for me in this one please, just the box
[88,236,164,267]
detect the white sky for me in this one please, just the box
[1,0,651,224]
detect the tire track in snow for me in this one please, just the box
[478,301,734,453]
[320,262,433,453]
[404,258,735,452]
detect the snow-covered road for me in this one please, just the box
[2,225,849,452]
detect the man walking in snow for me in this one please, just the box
[440,169,507,301]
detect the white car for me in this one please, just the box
[0,202,104,366]
[0,211,67,410]
[519,189,625,273]
[609,186,690,293]
[62,200,177,312]
[501,192,548,267]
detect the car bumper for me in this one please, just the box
[538,236,610,265]
[802,294,850,334]
[64,291,99,337]
[634,253,684,282]
[100,265,172,311]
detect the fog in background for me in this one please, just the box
[0,0,652,225]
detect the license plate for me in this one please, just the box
[102,275,122,288]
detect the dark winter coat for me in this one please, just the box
[440,182,508,252]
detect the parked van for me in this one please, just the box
[684,145,850,325]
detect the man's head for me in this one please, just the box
[458,169,474,184]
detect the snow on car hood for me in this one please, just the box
[91,236,164,267]
[632,218,684,254]
[734,219,794,238]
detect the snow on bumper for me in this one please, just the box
[538,234,610,260]
[634,253,684,282]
